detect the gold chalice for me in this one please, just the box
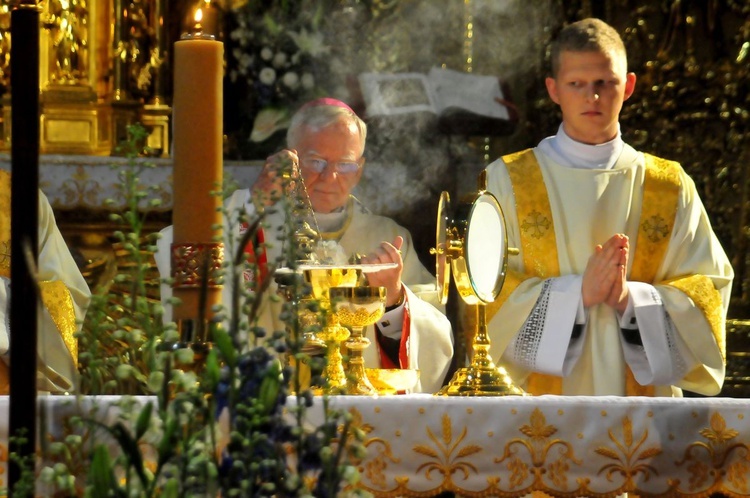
[302,267,361,391]
[329,286,387,395]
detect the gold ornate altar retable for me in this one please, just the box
[0,0,172,156]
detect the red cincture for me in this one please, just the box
[377,298,411,370]
[239,223,268,290]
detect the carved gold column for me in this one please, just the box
[110,0,140,154]
[36,0,109,154]
[141,0,171,157]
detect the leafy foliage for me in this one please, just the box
[39,124,368,497]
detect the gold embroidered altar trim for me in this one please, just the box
[322,397,750,497]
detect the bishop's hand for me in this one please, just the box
[361,236,404,308]
[251,149,300,207]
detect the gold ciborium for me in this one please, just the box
[301,266,361,392]
[329,286,386,395]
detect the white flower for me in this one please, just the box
[259,67,276,85]
[238,53,253,70]
[288,28,330,57]
[230,28,243,41]
[272,51,288,68]
[301,72,315,90]
[282,71,299,89]
[260,46,273,60]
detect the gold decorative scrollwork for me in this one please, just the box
[344,408,401,490]
[170,242,224,289]
[496,408,582,492]
[675,411,750,493]
[594,415,662,488]
[414,413,483,483]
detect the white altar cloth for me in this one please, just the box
[1,394,749,497]
[309,394,750,497]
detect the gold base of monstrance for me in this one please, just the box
[437,304,524,396]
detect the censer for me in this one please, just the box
[431,172,525,396]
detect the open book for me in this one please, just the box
[358,67,517,136]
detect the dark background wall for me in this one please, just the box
[218,0,749,317]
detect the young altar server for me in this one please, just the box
[482,18,732,396]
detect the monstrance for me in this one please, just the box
[431,173,525,396]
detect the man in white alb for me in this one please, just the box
[481,18,732,397]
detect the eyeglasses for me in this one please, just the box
[300,157,362,175]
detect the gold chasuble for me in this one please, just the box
[486,149,724,396]
[0,170,82,394]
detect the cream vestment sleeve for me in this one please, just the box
[0,182,91,394]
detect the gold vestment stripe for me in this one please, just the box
[626,154,681,396]
[503,149,560,278]
[0,170,79,369]
[665,274,725,360]
[40,280,79,362]
[498,149,562,395]
[0,360,7,394]
[630,154,681,284]
[0,170,10,278]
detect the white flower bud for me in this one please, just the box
[260,47,273,60]
[282,71,299,89]
[272,52,287,68]
[175,347,195,365]
[301,73,315,89]
[259,67,276,85]
[39,467,56,483]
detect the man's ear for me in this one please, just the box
[624,72,636,101]
[545,76,560,104]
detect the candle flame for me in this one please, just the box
[194,8,203,24]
